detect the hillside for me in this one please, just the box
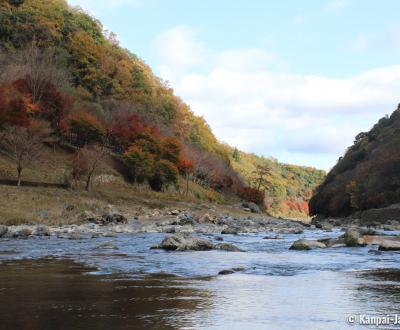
[310,105,400,217]
[0,0,324,218]
[226,147,325,218]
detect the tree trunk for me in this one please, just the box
[85,174,92,191]
[17,166,22,187]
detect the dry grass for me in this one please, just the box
[0,146,236,225]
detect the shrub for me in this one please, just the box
[238,186,265,206]
[148,159,179,191]
[69,112,105,146]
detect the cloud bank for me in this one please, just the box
[153,26,400,170]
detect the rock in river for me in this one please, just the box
[378,240,400,251]
[289,239,326,250]
[151,234,214,251]
[218,269,235,275]
[214,243,244,252]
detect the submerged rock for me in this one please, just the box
[263,235,282,240]
[95,241,119,250]
[214,243,244,252]
[151,234,214,251]
[221,227,239,235]
[218,269,235,275]
[289,239,326,250]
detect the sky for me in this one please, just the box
[67,0,400,170]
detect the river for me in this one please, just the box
[1,229,400,329]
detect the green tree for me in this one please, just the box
[123,145,154,183]
[232,147,240,162]
[148,159,179,191]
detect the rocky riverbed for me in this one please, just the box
[2,203,400,329]
[2,204,400,254]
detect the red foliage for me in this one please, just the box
[0,83,31,127]
[281,199,309,214]
[108,111,144,143]
[178,159,193,174]
[39,83,74,132]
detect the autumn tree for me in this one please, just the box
[161,136,182,164]
[69,112,105,147]
[0,120,52,186]
[178,159,193,196]
[70,145,107,191]
[238,186,265,206]
[0,41,68,103]
[0,82,31,128]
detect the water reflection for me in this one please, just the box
[0,258,213,330]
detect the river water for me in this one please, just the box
[1,229,400,329]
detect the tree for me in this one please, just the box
[346,180,360,210]
[252,164,272,190]
[161,136,182,164]
[69,112,105,147]
[148,159,179,192]
[123,145,154,183]
[0,41,68,104]
[70,145,107,191]
[0,120,52,186]
[0,82,31,128]
[178,159,193,196]
[232,147,240,161]
[238,186,265,206]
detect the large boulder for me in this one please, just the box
[101,213,127,225]
[151,234,214,251]
[242,202,261,214]
[289,239,326,250]
[221,227,239,235]
[0,225,8,238]
[378,240,400,251]
[343,228,366,247]
[33,225,51,236]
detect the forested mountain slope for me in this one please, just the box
[0,0,324,217]
[310,106,400,217]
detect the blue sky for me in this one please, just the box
[68,0,400,170]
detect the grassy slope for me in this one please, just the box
[0,146,232,225]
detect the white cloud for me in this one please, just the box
[349,35,369,51]
[153,26,207,81]
[152,26,399,170]
[67,0,142,14]
[323,0,350,12]
[291,15,307,26]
